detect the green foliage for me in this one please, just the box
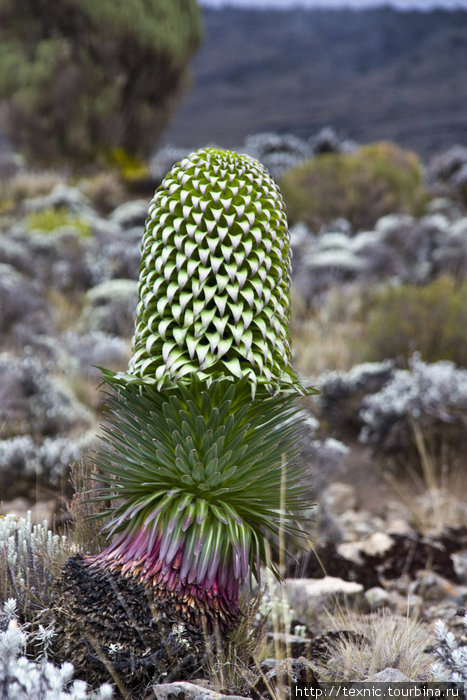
[364,276,467,367]
[106,147,149,184]
[280,142,427,231]
[0,0,201,166]
[26,208,91,238]
[94,373,309,592]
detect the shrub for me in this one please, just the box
[0,603,112,699]
[364,277,467,367]
[243,132,312,180]
[317,361,395,433]
[9,228,102,293]
[0,434,95,497]
[0,352,93,439]
[432,614,467,686]
[79,173,126,215]
[0,514,69,622]
[280,141,427,231]
[0,0,201,166]
[63,331,130,381]
[79,279,138,336]
[359,355,467,464]
[26,208,91,238]
[0,263,51,342]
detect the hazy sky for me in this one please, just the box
[200,0,467,9]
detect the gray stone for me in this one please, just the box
[322,482,357,515]
[152,681,248,700]
[338,509,386,540]
[367,667,411,682]
[365,587,393,611]
[360,532,394,557]
[285,576,367,616]
[109,199,149,229]
[411,570,458,602]
[386,518,414,535]
[267,632,313,658]
[452,550,467,584]
[256,657,318,694]
[337,541,364,565]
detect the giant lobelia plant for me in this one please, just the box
[54,147,314,685]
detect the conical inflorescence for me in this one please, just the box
[89,147,313,631]
[128,147,302,393]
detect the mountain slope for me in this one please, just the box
[162,7,467,155]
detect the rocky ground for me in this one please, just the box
[0,133,466,697]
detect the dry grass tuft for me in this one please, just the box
[320,608,434,681]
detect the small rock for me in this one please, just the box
[422,600,464,630]
[152,682,248,699]
[406,594,423,616]
[337,541,364,565]
[452,551,467,583]
[255,657,318,696]
[367,667,411,682]
[365,587,393,611]
[109,199,149,229]
[411,570,459,602]
[322,482,357,515]
[0,497,30,519]
[383,574,413,596]
[267,632,313,658]
[361,532,394,557]
[30,499,57,525]
[338,508,386,539]
[386,518,414,535]
[285,577,367,615]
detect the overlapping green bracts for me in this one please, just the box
[127,147,302,393]
[89,373,309,629]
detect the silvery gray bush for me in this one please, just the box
[316,361,395,430]
[79,279,138,337]
[63,331,130,381]
[432,614,467,689]
[0,353,93,439]
[359,355,467,452]
[243,132,313,179]
[289,213,467,306]
[0,263,51,343]
[0,434,95,490]
[0,514,68,619]
[310,126,357,155]
[0,600,112,699]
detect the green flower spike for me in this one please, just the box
[128,147,303,393]
[88,148,315,632]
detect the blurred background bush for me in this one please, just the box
[0,0,201,166]
[280,142,428,230]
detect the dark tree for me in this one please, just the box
[0,0,201,165]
